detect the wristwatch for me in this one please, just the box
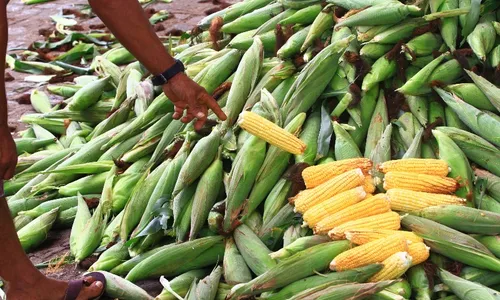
[151,59,185,86]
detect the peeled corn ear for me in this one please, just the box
[386,188,466,212]
[408,242,430,266]
[383,171,459,194]
[302,158,372,189]
[369,252,413,282]
[377,159,449,176]
[345,229,423,245]
[329,212,401,240]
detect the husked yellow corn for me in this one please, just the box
[377,159,449,176]
[238,111,306,155]
[369,252,413,282]
[302,186,367,227]
[302,158,372,188]
[293,168,365,213]
[314,194,391,235]
[383,171,459,194]
[329,211,401,240]
[330,235,408,271]
[363,174,376,194]
[408,242,430,266]
[344,229,423,245]
[387,188,467,212]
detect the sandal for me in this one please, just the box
[64,272,106,300]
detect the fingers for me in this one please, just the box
[194,106,208,131]
[173,105,184,120]
[203,94,227,121]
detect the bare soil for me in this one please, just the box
[5,0,237,296]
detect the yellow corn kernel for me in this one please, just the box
[408,242,430,266]
[293,168,365,213]
[303,186,367,227]
[383,171,458,194]
[302,158,373,189]
[387,188,467,212]
[313,194,391,235]
[330,235,408,271]
[329,212,401,240]
[377,159,449,176]
[369,252,413,282]
[344,229,423,245]
[363,174,376,194]
[238,111,306,155]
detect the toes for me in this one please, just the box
[76,281,104,300]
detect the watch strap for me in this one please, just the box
[152,59,185,86]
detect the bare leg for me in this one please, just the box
[0,2,102,300]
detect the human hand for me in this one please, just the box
[162,73,227,131]
[0,125,17,180]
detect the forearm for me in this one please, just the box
[88,0,175,75]
[0,3,8,127]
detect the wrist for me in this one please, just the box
[152,59,185,86]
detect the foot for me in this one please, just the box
[5,275,104,300]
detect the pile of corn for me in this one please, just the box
[5,0,500,299]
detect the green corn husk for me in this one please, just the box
[111,157,149,213]
[467,12,496,61]
[370,123,393,188]
[362,54,396,91]
[460,0,481,39]
[227,241,350,298]
[447,82,497,111]
[445,106,469,130]
[370,18,428,44]
[465,70,500,112]
[432,129,474,201]
[110,244,173,277]
[95,56,121,87]
[277,26,310,59]
[301,5,334,52]
[89,241,129,272]
[185,266,222,300]
[333,121,362,161]
[195,49,242,95]
[397,53,446,96]
[15,147,78,179]
[90,99,135,141]
[288,281,396,300]
[67,76,111,111]
[20,114,66,135]
[401,215,500,272]
[475,190,500,214]
[42,161,114,175]
[438,268,500,300]
[234,224,276,276]
[349,86,379,147]
[176,189,195,243]
[474,168,500,201]
[438,0,459,51]
[460,266,500,287]
[4,175,36,197]
[173,128,221,196]
[413,205,500,235]
[281,0,322,9]
[222,3,284,34]
[47,84,81,98]
[224,237,252,285]
[402,128,424,159]
[360,43,394,60]
[92,271,153,300]
[404,32,443,58]
[14,215,34,231]
[197,0,272,29]
[69,193,91,257]
[429,101,446,125]
[125,236,224,282]
[244,113,305,219]
[262,179,292,225]
[295,111,320,165]
[120,138,159,163]
[264,264,383,300]
[407,264,433,300]
[244,211,263,234]
[30,90,52,114]
[364,90,388,158]
[100,211,124,248]
[327,0,388,10]
[59,172,107,196]
[405,95,428,125]
[270,235,330,260]
[280,4,321,25]
[281,36,353,125]
[475,236,500,258]
[148,120,185,166]
[15,138,56,155]
[156,269,210,300]
[17,207,59,252]
[19,195,81,218]
[173,182,198,230]
[223,135,267,232]
[228,30,276,53]
[435,88,500,147]
[336,3,420,27]
[436,126,500,176]
[255,9,296,35]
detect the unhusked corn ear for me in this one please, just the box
[378,159,449,176]
[302,158,372,189]
[408,242,430,266]
[383,171,459,194]
[363,174,376,194]
[314,194,391,235]
[345,229,423,245]
[330,235,408,271]
[302,186,367,227]
[293,168,365,213]
[369,252,413,282]
[238,111,306,155]
[387,188,466,212]
[329,211,401,240]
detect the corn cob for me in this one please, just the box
[387,188,466,212]
[362,54,396,92]
[438,268,500,300]
[460,266,500,287]
[407,265,432,300]
[89,241,129,272]
[408,242,431,266]
[234,224,276,276]
[369,252,412,282]
[345,229,423,245]
[289,281,397,300]
[263,179,291,225]
[349,86,379,147]
[336,3,420,28]
[301,5,334,52]
[329,211,401,240]
[383,171,458,194]
[446,83,497,111]
[19,196,78,218]
[221,3,284,34]
[378,159,449,177]
[156,270,209,300]
[67,76,111,111]
[302,158,372,189]
[30,90,52,114]
[464,69,500,112]
[175,191,194,243]
[363,174,376,194]
[330,235,408,271]
[467,12,496,61]
[302,186,367,227]
[279,4,321,26]
[333,121,362,160]
[293,168,365,213]
[471,236,500,261]
[397,53,446,96]
[314,194,391,235]
[223,237,252,285]
[17,207,59,252]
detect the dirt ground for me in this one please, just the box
[5,0,237,297]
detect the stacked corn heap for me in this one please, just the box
[5,0,500,299]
